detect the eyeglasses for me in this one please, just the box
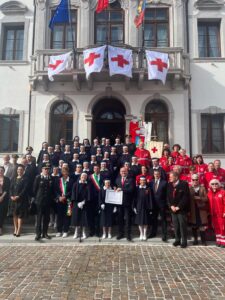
[211,183,219,185]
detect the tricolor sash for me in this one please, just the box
[91,174,101,191]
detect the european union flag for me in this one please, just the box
[49,0,70,30]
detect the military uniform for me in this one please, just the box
[33,174,54,239]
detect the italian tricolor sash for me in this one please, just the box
[91,174,101,191]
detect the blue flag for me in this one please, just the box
[49,0,70,30]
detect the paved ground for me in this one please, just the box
[0,236,225,300]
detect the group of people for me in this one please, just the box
[0,135,225,248]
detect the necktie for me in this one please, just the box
[155,180,158,192]
[122,177,125,187]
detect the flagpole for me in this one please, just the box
[68,0,76,68]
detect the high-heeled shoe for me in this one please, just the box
[16,234,20,237]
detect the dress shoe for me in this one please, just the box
[180,243,187,248]
[148,233,156,239]
[35,235,41,241]
[216,244,221,247]
[220,245,225,248]
[16,234,20,237]
[193,239,198,245]
[116,234,124,240]
[173,241,181,247]
[127,235,132,242]
[42,234,51,240]
[162,237,168,242]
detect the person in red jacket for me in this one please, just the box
[171,144,181,162]
[175,149,192,175]
[204,162,220,190]
[195,155,208,176]
[134,141,151,168]
[136,165,153,186]
[214,160,225,188]
[208,179,225,247]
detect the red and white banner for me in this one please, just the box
[148,141,164,158]
[145,50,169,84]
[48,51,72,81]
[83,45,106,79]
[96,0,109,13]
[108,46,133,78]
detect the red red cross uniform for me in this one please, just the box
[208,189,225,246]
[204,172,221,190]
[194,163,208,176]
[175,155,192,175]
[134,148,151,168]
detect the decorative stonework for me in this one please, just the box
[0,1,28,14]
[195,0,224,10]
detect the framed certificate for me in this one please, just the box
[105,190,123,205]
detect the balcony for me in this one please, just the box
[29,46,190,91]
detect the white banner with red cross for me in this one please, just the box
[48,51,72,81]
[148,141,164,158]
[145,50,169,84]
[108,45,133,78]
[83,45,106,79]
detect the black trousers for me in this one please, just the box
[56,203,70,233]
[87,200,100,235]
[36,205,50,236]
[151,207,167,238]
[117,205,132,237]
[172,213,188,244]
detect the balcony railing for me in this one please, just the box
[30,45,190,89]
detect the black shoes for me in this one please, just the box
[148,233,156,239]
[162,236,167,242]
[35,235,41,241]
[127,235,132,242]
[116,234,124,240]
[42,234,51,240]
[180,243,187,248]
[173,241,181,247]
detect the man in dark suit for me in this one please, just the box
[149,158,167,180]
[167,171,190,248]
[33,163,54,241]
[115,167,135,241]
[149,170,168,241]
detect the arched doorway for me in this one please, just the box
[92,98,126,141]
[50,101,73,145]
[145,100,169,142]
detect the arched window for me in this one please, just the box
[50,101,73,145]
[95,0,124,45]
[92,98,126,141]
[145,100,168,142]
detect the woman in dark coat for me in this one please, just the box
[99,179,115,239]
[134,177,153,241]
[189,174,209,246]
[0,166,10,235]
[10,165,28,237]
[71,173,90,239]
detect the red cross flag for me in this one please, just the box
[145,50,169,84]
[148,141,164,159]
[108,46,133,78]
[83,45,106,79]
[48,51,72,81]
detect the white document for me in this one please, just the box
[105,190,123,205]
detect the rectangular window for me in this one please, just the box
[144,8,169,47]
[2,25,24,60]
[0,115,19,152]
[51,10,77,49]
[95,6,124,45]
[201,114,225,153]
[198,21,221,58]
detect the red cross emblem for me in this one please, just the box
[84,52,101,66]
[150,58,168,72]
[151,147,158,153]
[111,55,129,68]
[48,60,63,70]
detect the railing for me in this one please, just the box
[31,46,190,78]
